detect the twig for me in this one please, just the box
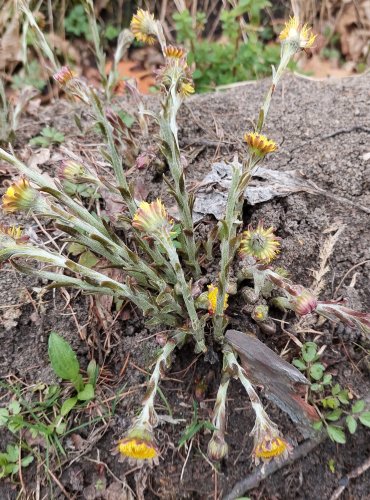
[223,431,326,500]
[329,456,370,500]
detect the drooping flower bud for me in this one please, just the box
[132,199,172,234]
[2,178,44,214]
[207,432,229,461]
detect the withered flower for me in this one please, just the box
[240,222,280,263]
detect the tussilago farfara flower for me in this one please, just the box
[240,222,280,263]
[0,225,28,245]
[164,45,186,60]
[118,426,158,462]
[2,178,42,214]
[132,199,172,234]
[53,66,76,86]
[252,304,269,322]
[291,286,318,316]
[244,132,277,157]
[58,160,87,183]
[207,285,229,315]
[130,9,158,45]
[279,16,316,51]
[250,410,290,464]
[179,81,195,97]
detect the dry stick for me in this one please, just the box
[223,430,327,500]
[329,456,370,500]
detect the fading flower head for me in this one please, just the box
[58,160,87,183]
[132,199,172,234]
[2,179,42,214]
[164,45,186,59]
[0,225,28,246]
[118,426,158,462]
[250,410,290,464]
[130,9,158,45]
[179,80,195,97]
[240,222,280,263]
[244,132,277,157]
[207,432,229,461]
[279,17,316,51]
[53,66,76,86]
[207,285,229,316]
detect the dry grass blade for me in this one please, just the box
[311,224,345,296]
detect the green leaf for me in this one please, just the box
[6,445,19,463]
[78,251,100,268]
[309,363,325,381]
[322,374,332,385]
[332,383,341,395]
[310,383,322,392]
[326,409,342,421]
[0,408,9,426]
[359,412,370,428]
[327,425,346,444]
[55,421,67,435]
[8,401,21,415]
[87,359,99,387]
[68,242,85,256]
[346,415,357,434]
[21,455,34,467]
[302,342,318,363]
[352,400,365,413]
[292,359,306,370]
[338,391,349,405]
[48,332,80,381]
[324,397,340,410]
[60,397,78,416]
[77,383,94,401]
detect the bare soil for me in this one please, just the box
[0,73,369,499]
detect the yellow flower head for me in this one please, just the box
[164,45,186,60]
[132,199,172,234]
[53,66,76,86]
[279,16,316,50]
[250,413,290,464]
[207,285,229,315]
[118,427,158,461]
[254,434,289,461]
[0,225,27,246]
[130,9,158,45]
[2,178,41,214]
[240,222,280,263]
[179,80,195,97]
[244,132,277,157]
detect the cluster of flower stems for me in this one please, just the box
[0,9,369,465]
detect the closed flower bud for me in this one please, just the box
[252,305,269,323]
[207,432,228,461]
[292,287,318,316]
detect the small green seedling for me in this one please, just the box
[0,444,33,479]
[178,401,215,449]
[29,127,65,147]
[293,342,370,443]
[48,332,98,416]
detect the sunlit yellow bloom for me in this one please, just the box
[179,81,195,97]
[240,222,280,263]
[279,16,316,50]
[130,9,158,45]
[164,46,186,59]
[132,199,172,234]
[53,66,76,86]
[207,285,229,315]
[118,427,158,461]
[254,435,289,460]
[2,178,40,214]
[244,132,277,157]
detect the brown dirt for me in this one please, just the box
[0,73,370,499]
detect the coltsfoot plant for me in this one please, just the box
[0,9,369,468]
